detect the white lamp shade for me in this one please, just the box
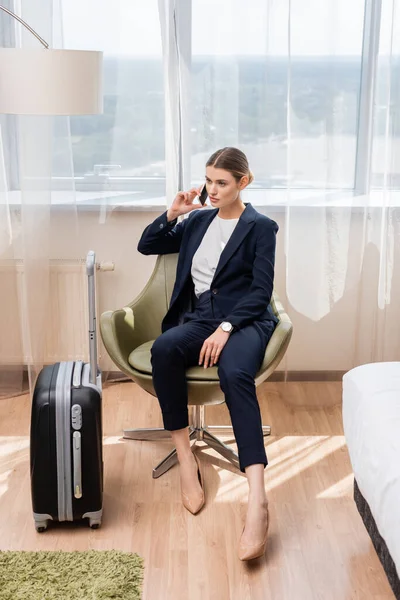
[0,48,103,115]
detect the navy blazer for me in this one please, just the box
[137,202,279,333]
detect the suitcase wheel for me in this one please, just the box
[35,520,48,533]
[89,518,101,529]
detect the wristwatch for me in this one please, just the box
[220,321,234,333]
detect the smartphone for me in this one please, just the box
[198,184,208,206]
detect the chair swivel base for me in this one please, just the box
[122,406,271,479]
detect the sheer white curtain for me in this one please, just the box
[1,0,398,398]
[0,0,78,398]
[283,0,400,369]
[0,0,166,399]
[158,0,191,202]
[159,0,400,372]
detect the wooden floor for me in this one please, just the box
[0,380,395,600]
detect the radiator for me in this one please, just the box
[0,259,98,365]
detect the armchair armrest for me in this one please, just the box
[100,307,138,379]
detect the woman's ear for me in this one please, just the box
[239,175,249,190]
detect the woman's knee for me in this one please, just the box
[151,333,172,357]
[218,364,254,391]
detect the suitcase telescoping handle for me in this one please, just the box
[86,251,98,385]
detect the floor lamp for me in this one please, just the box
[0,5,103,116]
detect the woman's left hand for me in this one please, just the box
[199,328,231,368]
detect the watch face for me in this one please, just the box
[222,322,232,332]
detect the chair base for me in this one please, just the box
[122,406,271,478]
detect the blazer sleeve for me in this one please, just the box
[224,221,278,331]
[137,211,190,255]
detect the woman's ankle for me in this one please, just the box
[178,449,195,465]
[248,491,268,507]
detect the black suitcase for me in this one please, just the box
[30,251,103,532]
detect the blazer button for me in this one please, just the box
[212,288,218,295]
[159,223,164,229]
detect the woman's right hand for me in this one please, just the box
[167,187,205,222]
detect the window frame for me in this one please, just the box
[354,0,382,194]
[0,0,19,191]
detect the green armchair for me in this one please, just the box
[100,253,293,478]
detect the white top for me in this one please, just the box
[342,362,400,578]
[191,214,239,298]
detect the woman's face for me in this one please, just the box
[205,166,247,208]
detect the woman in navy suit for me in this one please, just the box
[138,147,278,560]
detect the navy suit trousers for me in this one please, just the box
[150,290,275,472]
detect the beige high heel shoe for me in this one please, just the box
[238,504,269,561]
[181,453,205,515]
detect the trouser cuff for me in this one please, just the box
[239,450,268,473]
[162,410,189,431]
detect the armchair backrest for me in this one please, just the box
[126,254,179,346]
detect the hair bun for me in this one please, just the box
[248,170,254,184]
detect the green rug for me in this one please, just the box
[0,550,144,600]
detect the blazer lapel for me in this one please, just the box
[212,203,256,282]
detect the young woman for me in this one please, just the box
[138,147,278,561]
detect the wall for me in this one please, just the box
[47,206,400,373]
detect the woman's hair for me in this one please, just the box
[206,147,254,185]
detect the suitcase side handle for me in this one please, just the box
[86,251,97,385]
[73,431,82,499]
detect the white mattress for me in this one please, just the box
[343,362,400,577]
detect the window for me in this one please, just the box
[191,0,365,189]
[1,0,398,206]
[60,0,165,200]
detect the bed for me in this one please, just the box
[342,362,400,600]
